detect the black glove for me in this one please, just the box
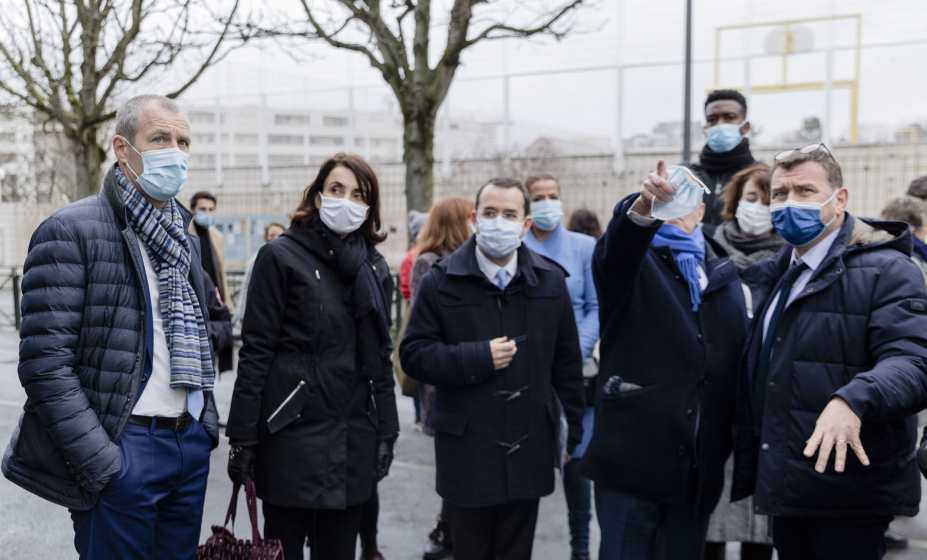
[228,444,256,485]
[373,438,396,482]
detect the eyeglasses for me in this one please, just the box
[774,143,836,163]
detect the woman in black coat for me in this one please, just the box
[226,153,400,560]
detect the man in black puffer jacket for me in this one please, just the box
[733,146,927,560]
[2,95,219,560]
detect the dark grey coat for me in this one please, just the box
[2,163,219,511]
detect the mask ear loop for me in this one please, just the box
[121,137,143,181]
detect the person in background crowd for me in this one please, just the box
[401,177,585,560]
[203,271,233,368]
[522,172,599,560]
[3,95,220,559]
[189,190,233,373]
[226,153,399,560]
[580,161,747,560]
[704,165,783,560]
[400,211,430,301]
[734,145,927,560]
[882,195,927,287]
[906,175,927,201]
[409,196,476,560]
[683,89,762,234]
[567,209,603,240]
[234,221,287,325]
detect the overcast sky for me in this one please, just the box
[168,0,927,146]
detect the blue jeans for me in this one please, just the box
[70,419,212,560]
[595,484,708,560]
[563,459,593,554]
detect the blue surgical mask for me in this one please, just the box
[530,199,564,232]
[770,190,839,246]
[194,212,214,227]
[476,217,524,259]
[652,167,709,221]
[704,121,747,153]
[123,139,189,201]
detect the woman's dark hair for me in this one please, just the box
[290,153,387,245]
[720,165,771,222]
[567,208,603,239]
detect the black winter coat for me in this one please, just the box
[399,237,585,508]
[578,194,747,516]
[2,164,219,511]
[226,225,400,510]
[732,215,927,518]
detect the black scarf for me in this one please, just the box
[714,220,787,273]
[195,223,219,287]
[325,227,393,381]
[698,138,757,175]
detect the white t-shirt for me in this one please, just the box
[133,237,188,416]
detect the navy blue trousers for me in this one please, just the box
[773,516,891,560]
[70,419,212,560]
[595,485,708,560]
[563,459,593,554]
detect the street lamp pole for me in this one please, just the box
[682,0,693,162]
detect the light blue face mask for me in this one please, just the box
[193,212,215,227]
[124,139,189,202]
[530,199,564,231]
[704,121,747,153]
[476,216,524,258]
[652,167,710,221]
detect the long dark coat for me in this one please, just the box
[226,225,399,510]
[578,194,747,516]
[733,214,927,518]
[399,237,585,508]
[2,163,219,511]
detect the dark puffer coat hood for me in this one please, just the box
[733,214,927,518]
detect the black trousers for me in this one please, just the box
[263,501,364,560]
[448,498,540,560]
[359,486,379,540]
[773,516,891,560]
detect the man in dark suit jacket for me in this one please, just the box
[401,177,585,560]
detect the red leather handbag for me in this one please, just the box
[197,478,284,560]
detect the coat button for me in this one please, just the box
[768,381,775,388]
[807,288,813,293]
[328,250,334,256]
[677,446,686,456]
[701,377,709,386]
[775,337,782,344]
[469,375,477,383]
[686,409,695,420]
[140,311,146,318]
[761,443,770,451]
[79,480,87,487]
[837,268,843,274]
[136,357,140,363]
[140,375,148,383]
[675,275,680,280]
[755,506,760,512]
[126,396,132,403]
[697,334,703,341]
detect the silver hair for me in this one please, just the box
[114,95,186,144]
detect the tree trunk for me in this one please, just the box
[403,108,436,213]
[72,129,107,199]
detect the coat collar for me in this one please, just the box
[445,236,553,288]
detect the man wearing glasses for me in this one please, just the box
[732,144,927,559]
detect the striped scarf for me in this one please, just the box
[117,168,214,391]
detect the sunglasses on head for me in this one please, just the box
[775,143,836,163]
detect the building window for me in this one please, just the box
[193,134,215,144]
[235,154,260,166]
[0,153,16,164]
[324,116,349,127]
[189,112,215,124]
[310,136,345,146]
[0,132,15,143]
[268,135,305,145]
[269,155,305,166]
[236,134,259,145]
[192,154,216,166]
[275,114,309,126]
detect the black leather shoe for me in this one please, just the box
[423,517,453,560]
[570,553,591,560]
[885,529,908,549]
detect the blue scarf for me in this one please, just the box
[652,224,706,312]
[116,167,214,391]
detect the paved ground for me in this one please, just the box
[0,327,925,559]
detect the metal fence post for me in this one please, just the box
[12,267,21,330]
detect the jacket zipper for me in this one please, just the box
[267,380,306,424]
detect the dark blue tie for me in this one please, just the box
[753,261,808,434]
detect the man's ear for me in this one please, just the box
[741,121,751,136]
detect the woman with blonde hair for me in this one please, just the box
[410,195,476,560]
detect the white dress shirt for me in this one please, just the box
[762,226,842,342]
[133,237,188,416]
[475,243,519,288]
